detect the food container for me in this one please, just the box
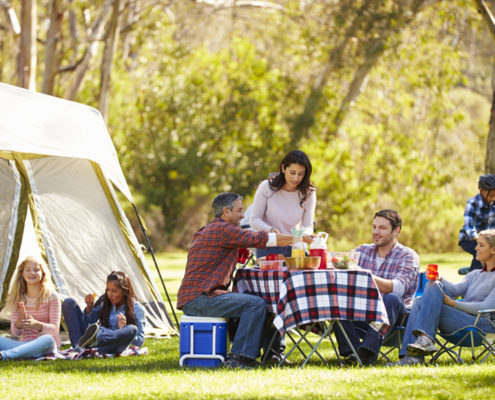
[330,251,361,270]
[285,256,321,271]
[258,260,284,271]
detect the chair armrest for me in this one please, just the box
[478,309,495,314]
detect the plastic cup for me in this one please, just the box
[310,248,327,269]
[427,264,438,280]
[238,248,250,264]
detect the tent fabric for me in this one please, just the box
[0,83,175,335]
[0,82,132,201]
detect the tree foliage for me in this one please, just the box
[0,0,493,251]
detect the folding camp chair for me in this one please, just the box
[430,308,495,364]
[378,271,428,362]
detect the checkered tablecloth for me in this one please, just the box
[233,268,389,336]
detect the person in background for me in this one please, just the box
[458,174,495,275]
[62,271,146,354]
[0,256,60,361]
[334,209,419,366]
[250,150,316,258]
[390,229,495,366]
[177,192,314,369]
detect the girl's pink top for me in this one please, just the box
[10,292,61,347]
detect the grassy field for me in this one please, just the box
[2,251,494,400]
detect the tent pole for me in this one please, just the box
[132,204,179,330]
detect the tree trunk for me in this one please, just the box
[42,0,63,95]
[475,0,495,173]
[99,0,123,122]
[488,63,495,174]
[63,0,114,100]
[18,0,36,89]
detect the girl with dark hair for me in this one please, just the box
[250,150,316,258]
[62,271,146,354]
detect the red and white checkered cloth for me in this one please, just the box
[234,269,389,336]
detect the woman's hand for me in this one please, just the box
[14,302,27,329]
[84,293,95,313]
[442,291,456,307]
[303,234,316,244]
[21,315,43,331]
[117,313,126,329]
[269,228,280,234]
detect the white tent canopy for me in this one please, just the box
[0,82,175,335]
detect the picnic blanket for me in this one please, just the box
[35,345,148,361]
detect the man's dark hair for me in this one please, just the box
[212,192,243,218]
[373,209,402,231]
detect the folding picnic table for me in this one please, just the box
[233,268,390,367]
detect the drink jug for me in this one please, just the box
[310,232,328,269]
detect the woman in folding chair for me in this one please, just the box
[389,229,495,366]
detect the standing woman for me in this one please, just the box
[65,270,146,354]
[250,150,316,258]
[0,256,60,360]
[391,229,495,366]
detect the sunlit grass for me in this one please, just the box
[1,251,490,400]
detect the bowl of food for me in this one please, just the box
[285,256,321,271]
[258,260,284,271]
[330,251,361,270]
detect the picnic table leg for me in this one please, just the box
[334,320,363,367]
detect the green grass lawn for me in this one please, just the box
[2,251,494,400]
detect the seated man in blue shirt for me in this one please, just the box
[458,174,495,274]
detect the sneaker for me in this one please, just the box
[386,355,424,367]
[407,335,438,356]
[222,354,259,369]
[458,267,470,275]
[343,351,374,367]
[264,354,294,367]
[78,322,100,348]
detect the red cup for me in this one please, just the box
[238,248,250,264]
[426,264,438,280]
[310,248,327,269]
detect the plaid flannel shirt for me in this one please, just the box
[355,241,419,306]
[177,218,269,309]
[458,193,495,242]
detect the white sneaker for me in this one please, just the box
[407,335,438,356]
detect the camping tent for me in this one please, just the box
[0,82,175,335]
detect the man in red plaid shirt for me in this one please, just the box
[177,192,313,369]
[334,209,419,366]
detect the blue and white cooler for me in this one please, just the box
[179,315,229,367]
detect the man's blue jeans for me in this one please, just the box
[62,298,93,346]
[459,239,482,271]
[182,292,268,360]
[334,292,406,362]
[399,281,495,359]
[0,334,56,360]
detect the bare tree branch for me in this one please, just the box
[63,0,114,100]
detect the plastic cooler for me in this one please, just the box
[179,315,229,367]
